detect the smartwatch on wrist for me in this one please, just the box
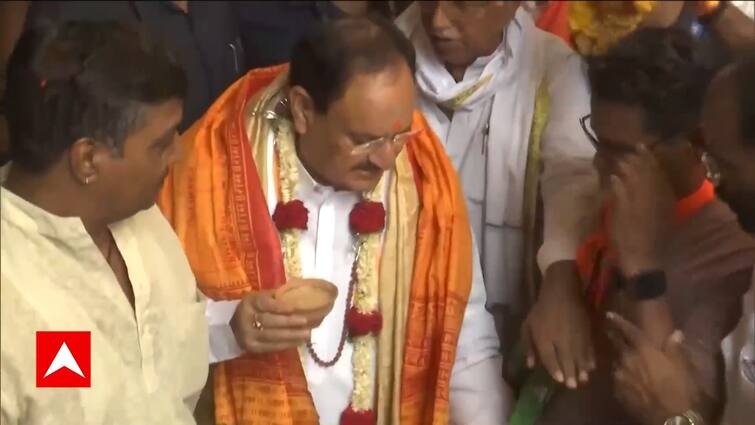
[664,410,705,425]
[628,270,667,300]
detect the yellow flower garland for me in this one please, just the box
[569,1,656,55]
[273,117,383,414]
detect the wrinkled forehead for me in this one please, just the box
[327,63,416,136]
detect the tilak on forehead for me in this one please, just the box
[393,119,405,132]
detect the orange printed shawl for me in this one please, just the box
[157,65,473,425]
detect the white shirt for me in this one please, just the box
[0,184,208,425]
[207,135,511,424]
[409,9,597,312]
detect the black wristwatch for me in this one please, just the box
[628,270,667,300]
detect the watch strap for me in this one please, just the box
[629,270,667,300]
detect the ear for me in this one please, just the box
[68,138,108,185]
[288,86,316,136]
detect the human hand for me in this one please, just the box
[609,145,676,278]
[521,261,596,389]
[606,311,701,425]
[230,290,312,354]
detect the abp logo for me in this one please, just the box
[36,331,91,388]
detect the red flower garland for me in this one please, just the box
[349,201,386,234]
[341,405,376,425]
[273,200,308,230]
[345,307,383,337]
[276,197,383,422]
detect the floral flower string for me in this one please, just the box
[569,1,656,56]
[271,118,384,425]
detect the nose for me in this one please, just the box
[422,1,452,32]
[367,142,400,171]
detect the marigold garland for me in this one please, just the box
[569,1,656,55]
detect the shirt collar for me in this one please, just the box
[295,154,338,202]
[1,165,92,245]
[460,16,519,82]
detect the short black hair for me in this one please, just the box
[587,27,714,141]
[727,52,755,147]
[5,21,186,173]
[289,14,416,113]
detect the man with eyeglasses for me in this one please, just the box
[527,27,755,425]
[157,16,508,425]
[602,52,755,425]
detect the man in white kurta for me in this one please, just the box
[396,3,596,342]
[0,179,209,425]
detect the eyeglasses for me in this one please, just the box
[580,114,661,156]
[580,114,599,148]
[349,128,422,156]
[582,114,724,187]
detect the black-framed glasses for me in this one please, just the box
[579,113,662,156]
[580,114,599,148]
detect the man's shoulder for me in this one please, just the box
[123,205,198,300]
[531,26,584,75]
[672,199,755,269]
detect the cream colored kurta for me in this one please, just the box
[0,181,208,425]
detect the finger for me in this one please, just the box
[575,333,596,383]
[606,311,645,348]
[555,344,579,389]
[636,144,657,162]
[521,324,537,369]
[253,293,297,315]
[610,175,630,209]
[613,367,628,384]
[605,327,631,354]
[613,367,646,405]
[619,351,638,372]
[612,156,635,181]
[258,312,309,329]
[256,327,311,344]
[662,330,685,356]
[536,340,565,384]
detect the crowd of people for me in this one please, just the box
[0,1,753,425]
